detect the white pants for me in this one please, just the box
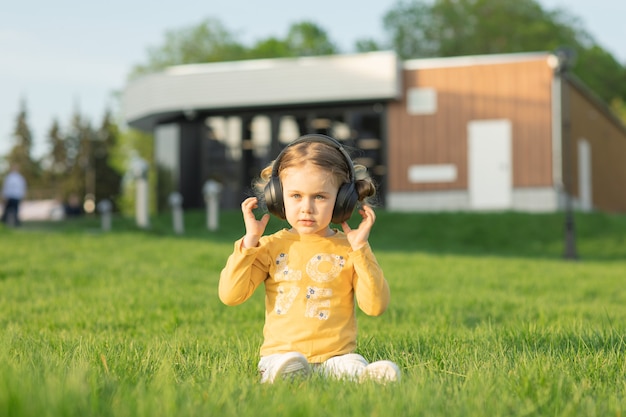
[258,352,369,381]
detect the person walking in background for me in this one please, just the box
[219,134,400,384]
[1,164,27,226]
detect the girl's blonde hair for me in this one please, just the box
[253,140,377,206]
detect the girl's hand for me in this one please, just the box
[241,197,270,248]
[341,204,375,251]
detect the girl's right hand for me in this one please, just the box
[241,197,270,248]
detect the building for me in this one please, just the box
[122,51,626,213]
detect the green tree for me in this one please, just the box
[575,46,626,105]
[284,21,338,56]
[40,119,66,198]
[611,99,626,124]
[383,0,588,58]
[45,119,66,175]
[93,110,123,210]
[130,18,340,77]
[129,17,247,79]
[111,125,156,216]
[354,38,383,53]
[61,110,95,201]
[382,0,438,58]
[6,99,39,192]
[248,37,295,59]
[35,107,127,211]
[248,21,338,59]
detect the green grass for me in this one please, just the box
[1,210,626,416]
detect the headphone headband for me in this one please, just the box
[270,134,355,183]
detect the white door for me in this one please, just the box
[578,139,592,211]
[468,119,512,210]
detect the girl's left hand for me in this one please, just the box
[341,204,376,251]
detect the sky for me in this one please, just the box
[1,0,625,160]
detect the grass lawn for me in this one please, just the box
[1,209,625,416]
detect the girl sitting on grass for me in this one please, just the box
[219,134,400,384]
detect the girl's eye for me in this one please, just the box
[315,195,326,200]
[291,193,301,199]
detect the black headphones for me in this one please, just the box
[264,134,358,224]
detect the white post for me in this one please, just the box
[97,199,112,232]
[203,180,222,231]
[131,156,149,229]
[168,192,184,234]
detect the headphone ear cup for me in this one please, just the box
[332,183,358,224]
[264,177,286,219]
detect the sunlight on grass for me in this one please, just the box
[1,210,626,416]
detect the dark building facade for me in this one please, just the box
[150,104,387,211]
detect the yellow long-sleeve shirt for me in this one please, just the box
[219,228,390,363]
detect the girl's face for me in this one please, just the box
[281,163,339,237]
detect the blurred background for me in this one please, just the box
[1,0,625,220]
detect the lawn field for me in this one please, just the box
[1,210,625,416]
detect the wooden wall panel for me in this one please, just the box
[568,86,626,211]
[387,57,554,193]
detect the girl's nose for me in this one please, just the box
[301,198,314,212]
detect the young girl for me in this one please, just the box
[219,134,400,383]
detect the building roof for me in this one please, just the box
[403,51,553,70]
[122,51,400,131]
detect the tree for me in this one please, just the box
[575,46,626,105]
[45,119,66,175]
[284,21,338,56]
[248,21,338,59]
[129,18,247,79]
[130,18,340,78]
[115,127,156,216]
[60,109,95,201]
[354,38,383,53]
[40,119,66,197]
[6,99,39,191]
[382,0,438,58]
[611,99,626,124]
[37,108,126,210]
[383,0,588,58]
[93,110,123,209]
[434,0,589,56]
[248,37,295,59]
[381,0,626,104]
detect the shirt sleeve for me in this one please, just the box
[218,237,270,306]
[350,243,390,316]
